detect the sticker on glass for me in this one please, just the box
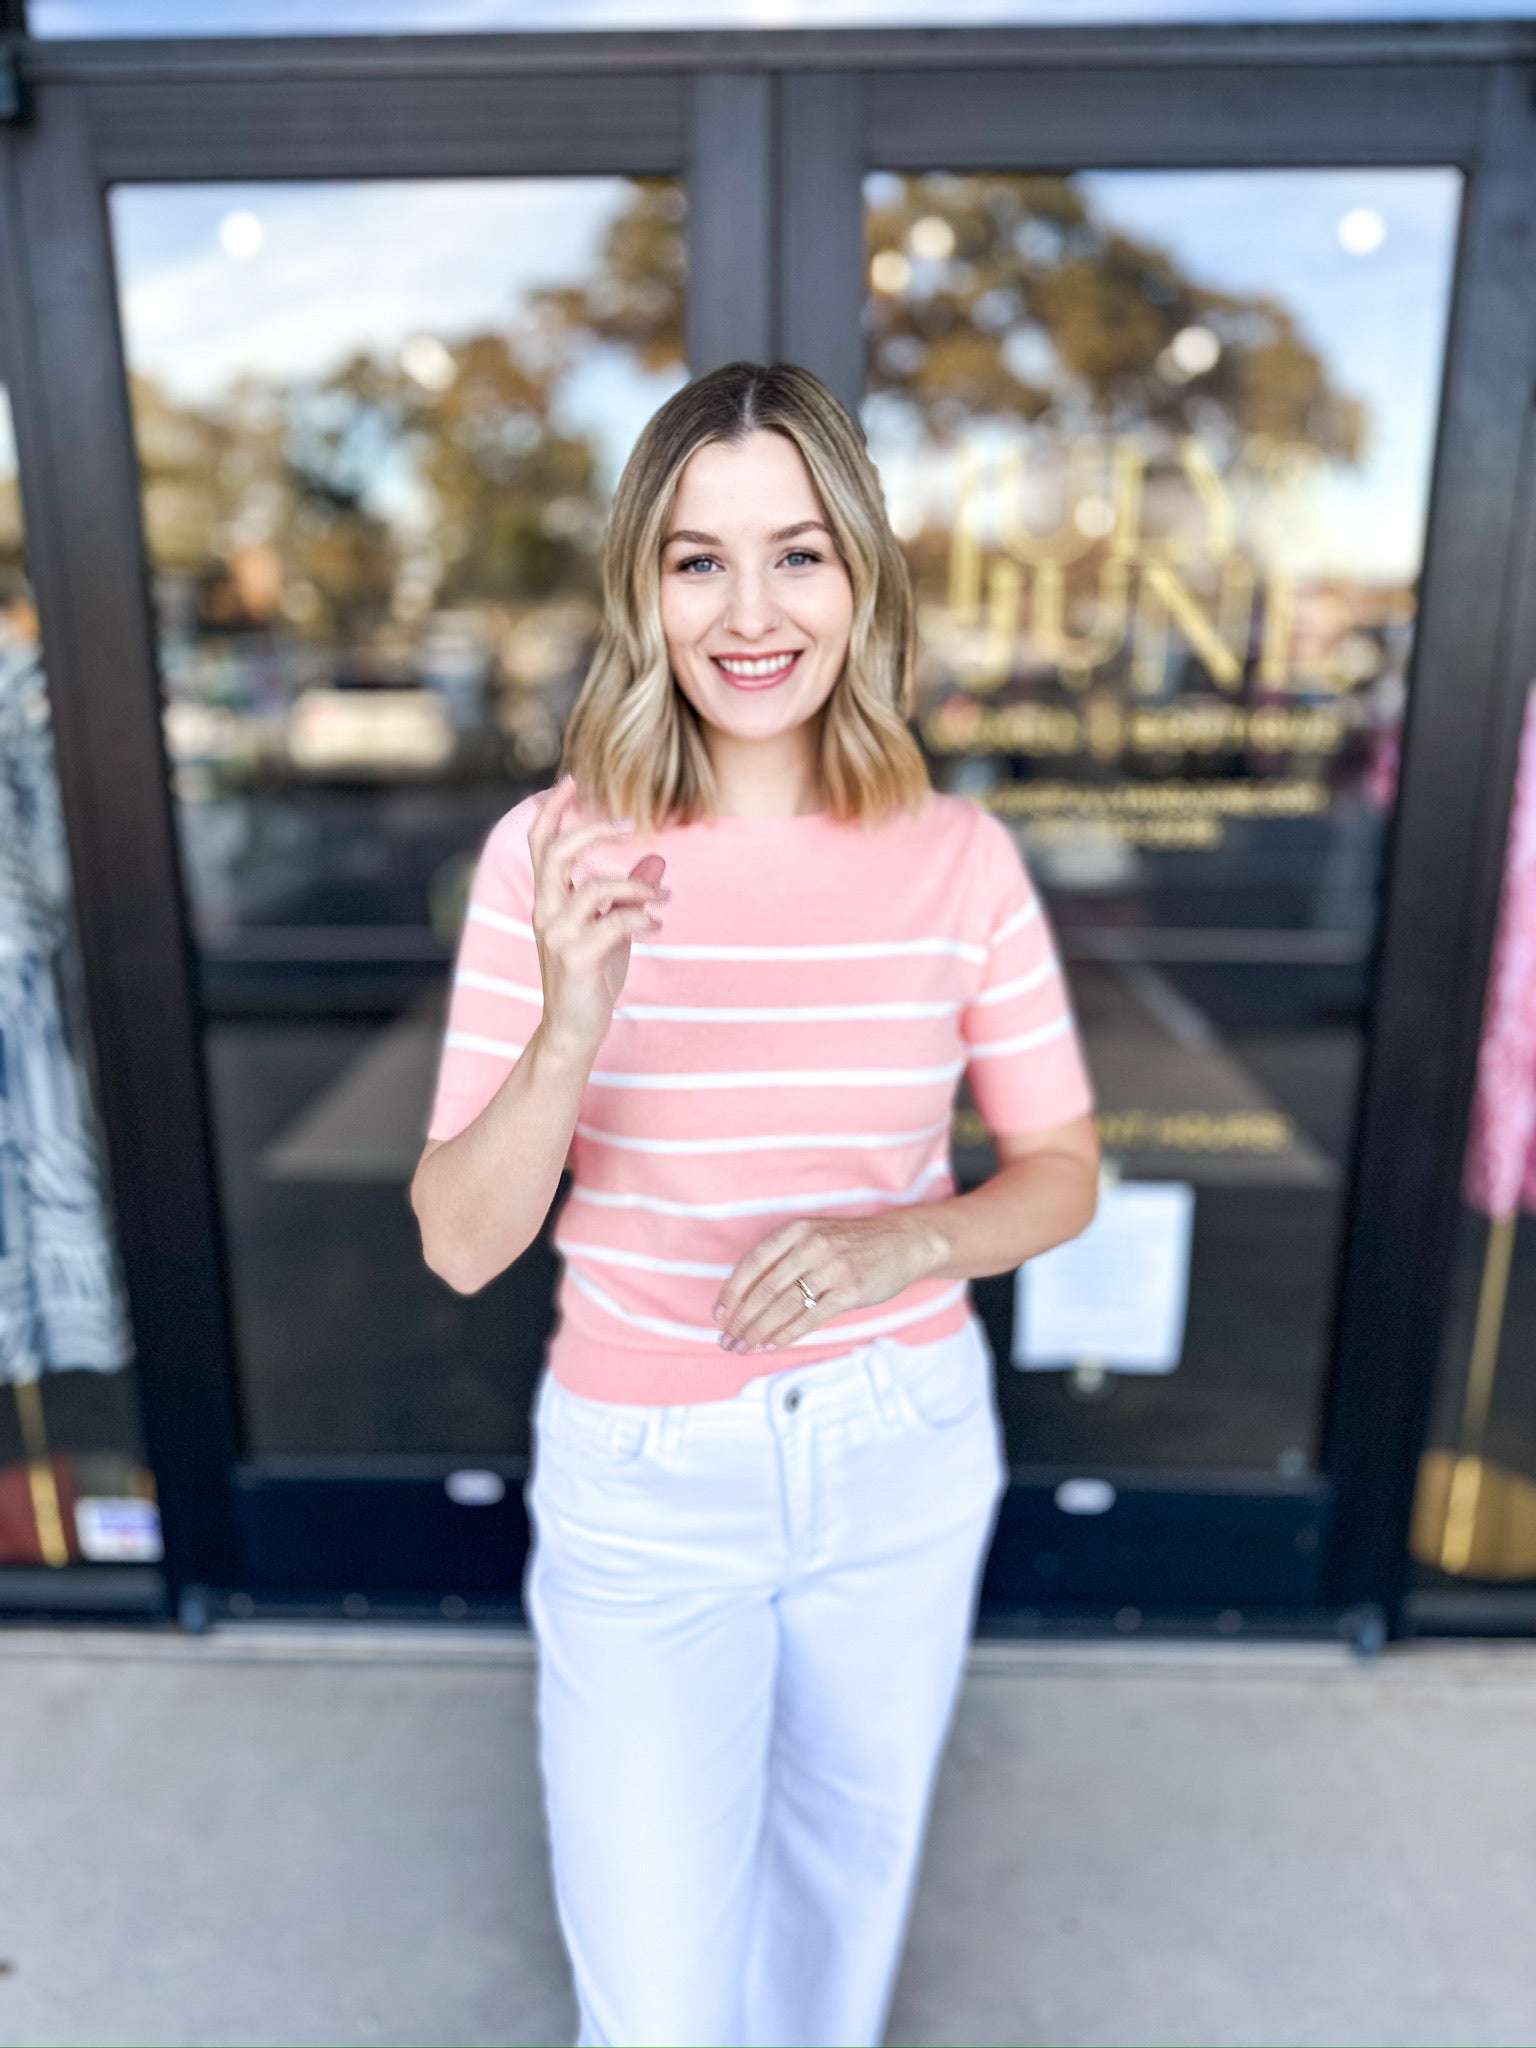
[74,1497,164,1563]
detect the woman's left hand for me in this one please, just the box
[713,1213,946,1354]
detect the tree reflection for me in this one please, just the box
[867,172,1364,465]
[131,177,686,687]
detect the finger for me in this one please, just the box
[536,815,630,913]
[537,816,638,902]
[721,1233,823,1345]
[732,1265,844,1351]
[527,775,575,864]
[732,1238,825,1335]
[714,1221,812,1333]
[755,1287,844,1352]
[560,873,669,928]
[732,1264,832,1350]
[566,905,664,960]
[720,1212,811,1327]
[527,777,584,882]
[552,885,664,943]
[732,1234,862,1347]
[555,904,664,969]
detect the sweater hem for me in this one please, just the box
[546,1289,974,1406]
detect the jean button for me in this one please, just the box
[784,1387,801,1412]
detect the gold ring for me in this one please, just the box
[795,1275,818,1310]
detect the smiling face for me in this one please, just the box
[658,429,855,779]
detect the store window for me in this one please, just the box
[111,176,686,1456]
[0,390,149,1575]
[863,167,1460,1474]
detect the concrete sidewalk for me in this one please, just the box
[0,1629,1533,2047]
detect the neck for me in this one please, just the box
[705,722,824,819]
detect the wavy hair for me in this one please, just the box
[559,360,929,828]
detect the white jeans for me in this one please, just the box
[523,1313,1009,2048]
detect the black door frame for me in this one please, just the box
[1,20,1533,1632]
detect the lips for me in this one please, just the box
[710,650,803,690]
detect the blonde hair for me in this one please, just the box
[560,360,929,828]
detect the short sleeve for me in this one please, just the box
[960,812,1096,1136]
[424,794,545,1144]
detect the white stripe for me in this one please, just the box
[554,1238,732,1280]
[587,1060,965,1091]
[630,936,986,963]
[465,902,991,967]
[973,959,1059,1007]
[566,1269,722,1344]
[573,1117,951,1157]
[613,997,961,1023]
[567,1158,951,1222]
[466,903,536,941]
[792,1280,967,1347]
[567,1268,968,1348]
[967,1014,1072,1058]
[991,901,1041,947]
[444,1030,526,1060]
[455,969,544,1006]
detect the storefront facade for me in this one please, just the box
[1,15,1534,1636]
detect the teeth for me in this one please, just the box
[717,653,797,678]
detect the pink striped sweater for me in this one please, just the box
[425,787,1096,1405]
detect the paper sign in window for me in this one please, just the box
[1013,1181,1195,1375]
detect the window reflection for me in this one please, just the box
[864,168,1460,1471]
[112,176,686,1456]
[116,178,685,980]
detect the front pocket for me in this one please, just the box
[897,1326,989,1431]
[539,1381,651,1465]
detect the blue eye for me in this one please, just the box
[677,555,718,574]
[783,549,821,568]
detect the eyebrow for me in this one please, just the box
[662,520,833,548]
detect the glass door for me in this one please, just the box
[854,159,1462,1618]
[107,172,687,1603]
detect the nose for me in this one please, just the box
[721,564,781,641]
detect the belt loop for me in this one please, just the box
[864,1338,902,1427]
[532,1368,557,1442]
[656,1403,686,1460]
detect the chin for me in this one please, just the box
[686,672,818,732]
[709,698,819,742]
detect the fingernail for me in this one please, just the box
[717,1333,729,1348]
[713,1305,725,1323]
[762,1342,777,1354]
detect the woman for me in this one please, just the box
[411,360,1099,2048]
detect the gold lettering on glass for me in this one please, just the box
[942,430,1369,699]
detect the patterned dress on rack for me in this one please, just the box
[0,641,135,1385]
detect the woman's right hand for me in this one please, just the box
[528,775,668,1061]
